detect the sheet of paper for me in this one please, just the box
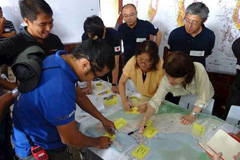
[114,118,128,130]
[207,129,240,160]
[143,126,158,138]
[131,144,150,160]
[146,120,153,127]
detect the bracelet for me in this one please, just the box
[112,83,117,86]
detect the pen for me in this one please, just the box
[128,126,146,135]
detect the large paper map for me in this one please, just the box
[80,104,224,160]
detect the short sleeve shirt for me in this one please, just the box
[168,25,215,67]
[12,51,78,158]
[82,27,121,56]
[118,19,159,63]
[0,20,16,41]
[123,56,165,98]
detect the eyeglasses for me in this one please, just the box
[123,13,136,18]
[136,58,151,65]
[184,18,201,26]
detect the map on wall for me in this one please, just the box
[123,0,240,75]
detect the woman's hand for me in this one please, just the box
[180,113,196,125]
[122,99,133,111]
[138,103,148,113]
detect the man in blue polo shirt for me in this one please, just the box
[168,2,215,67]
[13,39,115,160]
[118,3,162,64]
[82,15,121,93]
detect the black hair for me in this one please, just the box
[19,0,53,22]
[83,15,104,39]
[122,3,137,12]
[73,39,115,72]
[163,51,195,84]
[135,40,160,71]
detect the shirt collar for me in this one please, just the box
[22,27,37,42]
[55,50,79,82]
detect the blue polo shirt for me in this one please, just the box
[168,25,215,66]
[118,19,159,64]
[12,51,78,158]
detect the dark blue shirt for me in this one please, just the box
[118,19,159,63]
[0,27,64,66]
[12,51,78,158]
[168,25,215,66]
[82,27,121,55]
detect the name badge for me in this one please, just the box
[190,50,205,57]
[4,28,10,32]
[136,38,146,43]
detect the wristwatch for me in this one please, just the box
[191,111,199,117]
[112,83,117,86]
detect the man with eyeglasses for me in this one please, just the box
[118,3,162,64]
[12,39,116,160]
[168,2,215,67]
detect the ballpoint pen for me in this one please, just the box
[128,126,146,135]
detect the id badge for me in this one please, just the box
[31,146,49,160]
[136,38,146,42]
[190,50,205,57]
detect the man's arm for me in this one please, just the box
[111,55,120,93]
[75,87,115,133]
[1,32,16,38]
[57,120,112,149]
[0,17,6,34]
[0,91,18,122]
[0,78,17,90]
[155,30,162,46]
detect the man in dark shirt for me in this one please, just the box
[82,15,121,93]
[118,4,162,64]
[168,2,215,67]
[0,0,63,66]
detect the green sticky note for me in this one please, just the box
[114,118,128,130]
[103,132,116,141]
[192,123,205,137]
[132,144,150,160]
[126,107,140,114]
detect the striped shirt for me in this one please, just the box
[0,20,16,41]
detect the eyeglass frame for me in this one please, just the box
[136,57,152,65]
[184,18,202,26]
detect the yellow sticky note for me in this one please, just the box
[131,144,150,160]
[103,132,116,141]
[114,118,128,130]
[146,120,153,127]
[126,107,140,114]
[192,123,205,137]
[143,126,158,138]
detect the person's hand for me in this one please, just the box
[138,104,148,113]
[234,152,240,160]
[211,152,222,160]
[122,99,133,111]
[137,118,147,133]
[95,137,112,149]
[81,86,92,95]
[0,91,18,109]
[111,86,119,94]
[180,113,196,125]
[101,118,116,135]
